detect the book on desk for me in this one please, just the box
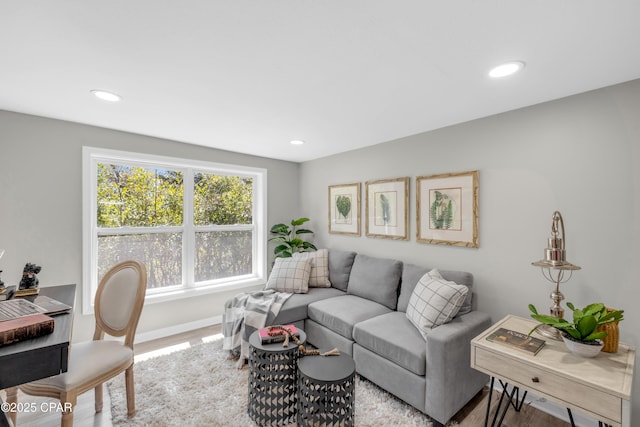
[0,286,16,301]
[0,294,71,346]
[0,313,55,346]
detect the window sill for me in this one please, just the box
[144,279,265,306]
[82,278,264,315]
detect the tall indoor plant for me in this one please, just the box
[269,217,317,258]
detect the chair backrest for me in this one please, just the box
[93,260,147,348]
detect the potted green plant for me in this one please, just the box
[528,302,624,357]
[269,217,317,258]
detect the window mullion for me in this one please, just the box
[184,169,195,289]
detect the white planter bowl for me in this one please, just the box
[561,334,604,358]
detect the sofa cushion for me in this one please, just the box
[347,254,402,309]
[267,287,346,325]
[406,271,469,338]
[353,311,426,376]
[265,257,312,294]
[308,295,391,339]
[398,263,473,315]
[293,249,331,288]
[328,249,357,291]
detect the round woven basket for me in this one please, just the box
[597,308,620,353]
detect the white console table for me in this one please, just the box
[471,315,635,427]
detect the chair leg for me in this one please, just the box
[61,408,74,427]
[59,393,77,427]
[6,387,18,426]
[125,365,136,417]
[94,383,103,413]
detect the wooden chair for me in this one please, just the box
[7,260,147,427]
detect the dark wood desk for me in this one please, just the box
[0,284,76,426]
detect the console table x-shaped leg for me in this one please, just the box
[483,377,613,427]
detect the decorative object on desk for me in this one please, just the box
[16,262,42,296]
[0,313,55,346]
[530,210,581,339]
[0,285,16,301]
[528,302,624,357]
[269,217,317,259]
[596,308,621,353]
[486,327,546,355]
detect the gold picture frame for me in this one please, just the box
[416,170,479,247]
[365,177,409,240]
[328,183,361,236]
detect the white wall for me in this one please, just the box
[0,110,300,342]
[300,79,640,420]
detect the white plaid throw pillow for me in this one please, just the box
[265,257,312,294]
[406,269,469,339]
[293,249,331,288]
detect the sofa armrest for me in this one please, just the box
[425,310,492,425]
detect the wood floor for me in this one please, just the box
[3,324,572,427]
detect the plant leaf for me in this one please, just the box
[270,224,290,234]
[584,331,607,341]
[273,244,291,254]
[565,327,582,340]
[290,218,310,226]
[295,229,314,235]
[576,315,597,338]
[301,242,317,251]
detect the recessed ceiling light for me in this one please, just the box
[91,89,122,102]
[488,61,525,78]
[290,140,305,145]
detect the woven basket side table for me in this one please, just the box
[248,329,307,426]
[297,353,356,427]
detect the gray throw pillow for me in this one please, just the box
[328,249,357,291]
[347,254,402,309]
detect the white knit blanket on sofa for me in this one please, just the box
[222,289,291,366]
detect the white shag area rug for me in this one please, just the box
[107,336,452,427]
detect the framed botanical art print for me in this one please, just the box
[365,177,409,240]
[416,170,479,247]
[328,183,361,235]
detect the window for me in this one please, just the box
[83,147,267,314]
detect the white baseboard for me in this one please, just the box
[134,315,222,344]
[490,381,595,426]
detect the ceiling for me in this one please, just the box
[2,2,640,162]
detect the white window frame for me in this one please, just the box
[82,146,267,314]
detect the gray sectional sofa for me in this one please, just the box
[263,249,491,427]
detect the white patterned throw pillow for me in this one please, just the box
[406,269,469,339]
[265,257,312,294]
[293,249,331,288]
